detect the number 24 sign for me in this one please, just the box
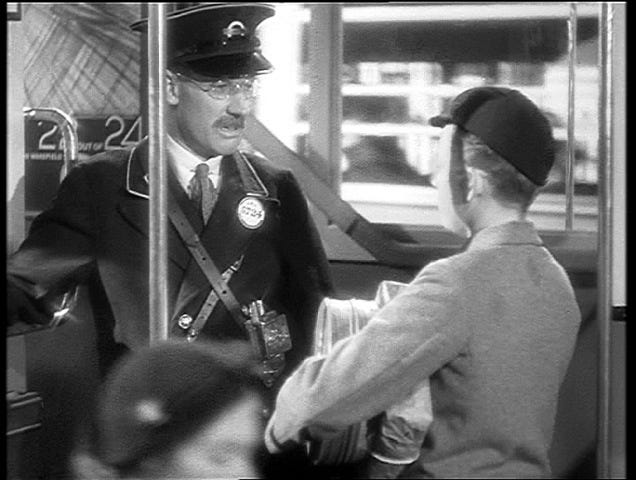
[26,115,142,157]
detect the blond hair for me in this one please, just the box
[462,132,539,211]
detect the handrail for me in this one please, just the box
[596,3,613,477]
[11,107,80,336]
[146,3,169,344]
[23,107,78,181]
[245,116,461,268]
[565,3,577,230]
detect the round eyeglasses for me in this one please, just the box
[176,73,259,101]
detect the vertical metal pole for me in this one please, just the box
[307,3,343,192]
[608,4,626,477]
[7,18,28,393]
[565,3,577,231]
[7,18,25,254]
[596,3,612,477]
[147,3,169,343]
[140,3,149,138]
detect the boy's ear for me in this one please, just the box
[166,71,180,105]
[466,168,490,203]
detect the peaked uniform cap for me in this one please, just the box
[131,3,275,77]
[430,86,555,186]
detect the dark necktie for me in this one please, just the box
[189,163,216,223]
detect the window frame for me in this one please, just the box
[294,2,599,272]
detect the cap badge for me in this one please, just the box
[237,196,265,229]
[223,21,247,42]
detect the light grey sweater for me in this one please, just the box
[266,221,581,478]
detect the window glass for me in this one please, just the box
[256,3,600,232]
[253,3,306,153]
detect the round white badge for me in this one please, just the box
[237,197,266,229]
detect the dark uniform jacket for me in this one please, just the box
[8,139,333,392]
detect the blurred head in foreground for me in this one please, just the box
[72,340,264,479]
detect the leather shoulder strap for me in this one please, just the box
[167,193,246,328]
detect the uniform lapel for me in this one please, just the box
[117,140,193,270]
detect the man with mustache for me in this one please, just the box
[8,5,333,473]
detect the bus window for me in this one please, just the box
[19,2,601,243]
[255,3,600,233]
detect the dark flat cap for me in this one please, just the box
[131,3,275,77]
[430,87,555,186]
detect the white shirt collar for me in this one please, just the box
[166,135,222,191]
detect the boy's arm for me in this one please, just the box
[364,378,433,478]
[265,259,468,452]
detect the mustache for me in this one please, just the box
[213,116,245,129]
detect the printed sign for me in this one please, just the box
[24,114,141,211]
[25,115,142,161]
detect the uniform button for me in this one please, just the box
[177,314,193,330]
[261,407,271,419]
